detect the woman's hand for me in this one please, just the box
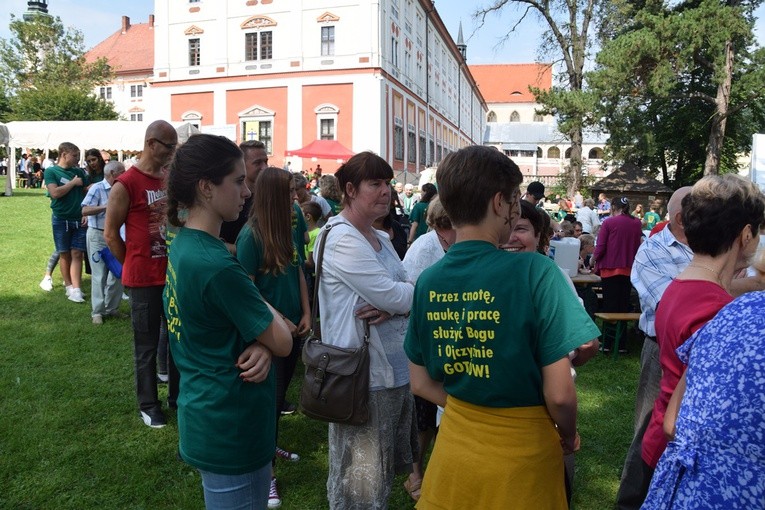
[354,303,392,325]
[561,431,581,455]
[296,313,311,338]
[236,343,273,383]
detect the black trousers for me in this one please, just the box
[601,274,632,312]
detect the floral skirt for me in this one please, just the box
[327,385,418,510]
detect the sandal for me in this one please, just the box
[404,477,422,502]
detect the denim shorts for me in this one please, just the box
[52,216,87,253]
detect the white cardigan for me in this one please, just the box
[314,216,414,388]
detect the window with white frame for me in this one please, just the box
[245,31,273,61]
[321,26,335,56]
[130,84,143,98]
[315,104,339,141]
[189,38,200,66]
[182,111,202,129]
[240,105,275,154]
[130,113,143,121]
[99,86,112,100]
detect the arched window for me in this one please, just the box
[536,147,543,158]
[588,147,604,159]
[487,111,497,122]
[509,111,520,122]
[533,113,544,122]
[547,146,560,159]
[565,147,572,158]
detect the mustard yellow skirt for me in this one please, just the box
[417,396,567,510]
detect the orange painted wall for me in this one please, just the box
[300,83,353,148]
[170,92,214,125]
[226,87,288,161]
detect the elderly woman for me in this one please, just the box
[319,174,343,215]
[401,196,455,500]
[636,174,765,507]
[405,146,600,509]
[642,287,765,509]
[315,151,416,509]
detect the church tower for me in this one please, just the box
[23,0,50,21]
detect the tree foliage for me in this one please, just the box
[0,12,114,121]
[589,0,765,183]
[473,0,602,196]
[8,86,117,121]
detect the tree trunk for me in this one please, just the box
[660,149,669,186]
[567,127,583,197]
[704,40,734,175]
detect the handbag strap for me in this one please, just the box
[310,223,332,333]
[311,222,370,345]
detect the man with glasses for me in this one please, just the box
[105,120,178,428]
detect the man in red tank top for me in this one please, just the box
[105,120,178,428]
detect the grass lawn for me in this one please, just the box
[0,177,639,509]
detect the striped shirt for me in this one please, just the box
[630,224,692,337]
[81,179,112,230]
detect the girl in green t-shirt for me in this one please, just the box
[237,167,311,508]
[164,134,292,509]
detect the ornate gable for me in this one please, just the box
[316,12,340,23]
[184,25,204,36]
[239,104,276,117]
[240,16,277,29]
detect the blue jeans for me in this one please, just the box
[199,464,271,510]
[52,215,86,253]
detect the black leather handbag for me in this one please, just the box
[299,223,371,425]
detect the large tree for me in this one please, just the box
[590,0,765,181]
[0,12,114,120]
[473,0,602,195]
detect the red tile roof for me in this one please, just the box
[85,18,154,76]
[469,64,552,103]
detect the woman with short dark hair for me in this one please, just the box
[316,151,416,509]
[638,174,765,508]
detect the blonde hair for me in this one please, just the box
[425,196,452,231]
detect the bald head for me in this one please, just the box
[667,186,692,221]
[145,120,175,141]
[141,120,178,171]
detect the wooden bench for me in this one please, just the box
[594,312,641,360]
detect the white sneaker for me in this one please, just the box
[39,276,53,292]
[92,314,103,325]
[68,288,85,303]
[65,285,73,297]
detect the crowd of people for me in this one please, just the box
[30,124,765,509]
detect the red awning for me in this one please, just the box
[285,140,355,161]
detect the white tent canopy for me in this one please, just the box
[4,121,200,194]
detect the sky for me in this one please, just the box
[1,0,764,66]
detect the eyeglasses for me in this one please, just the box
[153,139,177,150]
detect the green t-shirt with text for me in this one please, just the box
[164,227,275,475]
[44,165,89,220]
[236,223,304,324]
[405,241,600,408]
[643,211,661,230]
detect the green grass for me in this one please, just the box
[0,177,639,509]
